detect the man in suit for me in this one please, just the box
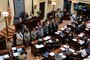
[37,26,44,39]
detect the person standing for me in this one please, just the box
[24,29,30,47]
[37,26,44,39]
[31,28,37,40]
[16,30,23,45]
[43,21,49,36]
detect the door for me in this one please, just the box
[63,0,72,20]
[39,2,45,19]
[14,0,25,17]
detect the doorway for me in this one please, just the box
[14,0,25,17]
[39,2,45,19]
[63,0,72,20]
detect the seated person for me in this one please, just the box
[86,22,90,29]
[76,47,87,58]
[86,43,90,55]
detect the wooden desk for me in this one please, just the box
[0,45,25,60]
[52,48,62,54]
[31,36,57,56]
[14,16,41,31]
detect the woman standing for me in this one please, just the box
[31,28,37,40]
[24,30,30,47]
[16,30,23,45]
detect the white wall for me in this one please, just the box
[0,0,8,11]
[44,0,64,20]
[9,0,14,25]
[24,0,32,15]
[78,0,90,4]
[25,0,64,18]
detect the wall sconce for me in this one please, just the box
[52,1,56,6]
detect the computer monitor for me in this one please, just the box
[17,48,23,52]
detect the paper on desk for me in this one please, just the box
[35,44,44,49]
[55,31,62,34]
[78,40,85,45]
[38,39,43,41]
[85,28,89,31]
[72,38,77,41]
[60,47,65,51]
[88,39,90,41]
[78,33,84,37]
[58,53,63,56]
[58,31,62,33]
[48,40,53,43]
[64,26,67,28]
[55,32,60,34]
[12,47,16,50]
[61,55,66,58]
[61,27,65,30]
[13,52,19,57]
[69,48,75,52]
[63,45,69,48]
[3,54,9,59]
[43,36,51,40]
[49,52,55,56]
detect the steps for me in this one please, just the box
[0,25,15,38]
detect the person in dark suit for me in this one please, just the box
[16,30,23,45]
[43,21,49,36]
[37,26,44,39]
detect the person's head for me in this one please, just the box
[17,30,20,33]
[20,52,24,55]
[25,30,28,33]
[80,47,84,50]
[32,28,36,31]
[37,22,41,25]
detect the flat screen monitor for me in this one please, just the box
[17,48,23,52]
[74,3,87,11]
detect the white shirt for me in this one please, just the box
[79,49,87,57]
[16,32,23,40]
[86,23,90,29]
